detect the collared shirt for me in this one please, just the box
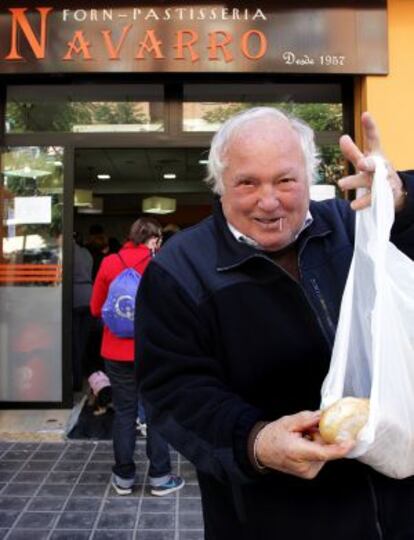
[227,211,314,250]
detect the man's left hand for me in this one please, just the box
[338,112,406,212]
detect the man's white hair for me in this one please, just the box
[205,106,320,195]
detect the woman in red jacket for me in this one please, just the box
[90,217,184,496]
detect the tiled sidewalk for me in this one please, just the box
[0,440,203,540]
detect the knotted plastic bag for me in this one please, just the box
[321,157,414,478]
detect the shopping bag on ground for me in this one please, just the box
[321,157,414,478]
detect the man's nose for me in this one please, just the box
[257,187,280,211]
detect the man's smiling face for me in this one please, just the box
[220,117,310,251]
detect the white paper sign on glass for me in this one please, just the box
[13,196,52,225]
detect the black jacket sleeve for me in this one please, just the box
[391,171,414,259]
[135,262,263,484]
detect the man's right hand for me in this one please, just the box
[255,411,354,479]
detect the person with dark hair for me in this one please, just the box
[107,236,121,254]
[85,224,109,280]
[90,217,184,496]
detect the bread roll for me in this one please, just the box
[319,397,370,444]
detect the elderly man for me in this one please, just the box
[135,108,414,539]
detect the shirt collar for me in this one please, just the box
[226,211,314,250]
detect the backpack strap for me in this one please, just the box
[117,252,128,269]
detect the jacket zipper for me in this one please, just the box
[297,231,335,348]
[218,230,334,348]
[250,252,334,350]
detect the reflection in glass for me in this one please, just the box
[318,145,346,185]
[6,101,164,133]
[0,147,63,401]
[183,102,343,132]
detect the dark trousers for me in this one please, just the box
[105,359,171,480]
[72,307,92,391]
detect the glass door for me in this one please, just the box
[0,146,64,401]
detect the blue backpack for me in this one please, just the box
[101,253,148,338]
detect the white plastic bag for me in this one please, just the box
[321,157,414,478]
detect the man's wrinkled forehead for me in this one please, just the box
[225,117,297,151]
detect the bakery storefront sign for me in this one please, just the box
[0,3,387,74]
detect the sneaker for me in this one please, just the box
[136,419,147,438]
[111,474,133,496]
[150,475,185,497]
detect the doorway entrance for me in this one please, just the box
[71,146,212,408]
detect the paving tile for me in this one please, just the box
[0,443,14,452]
[0,472,14,482]
[179,463,196,473]
[96,442,112,451]
[178,513,204,529]
[84,462,110,472]
[178,532,204,540]
[0,497,29,511]
[0,530,8,539]
[138,513,175,530]
[53,461,83,472]
[0,486,4,495]
[39,443,66,451]
[31,451,62,461]
[2,483,39,496]
[2,451,33,461]
[50,531,91,540]
[69,443,96,450]
[93,531,133,540]
[0,462,22,472]
[13,472,47,483]
[178,499,203,513]
[180,485,200,498]
[15,443,40,451]
[179,465,198,483]
[97,512,136,530]
[135,532,175,540]
[56,511,97,529]
[27,498,67,512]
[133,449,147,460]
[72,484,107,497]
[140,498,175,512]
[22,461,54,472]
[37,484,73,497]
[78,472,110,484]
[90,453,112,462]
[15,511,58,529]
[65,497,102,512]
[63,450,93,460]
[7,530,50,540]
[102,497,139,512]
[0,510,19,527]
[47,471,80,484]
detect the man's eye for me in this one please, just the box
[280,178,294,184]
[237,179,254,187]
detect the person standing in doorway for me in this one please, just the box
[72,236,93,391]
[90,217,184,496]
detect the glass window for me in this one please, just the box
[183,83,345,185]
[6,84,164,133]
[0,146,63,401]
[183,83,343,130]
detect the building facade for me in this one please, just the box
[0,1,407,408]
